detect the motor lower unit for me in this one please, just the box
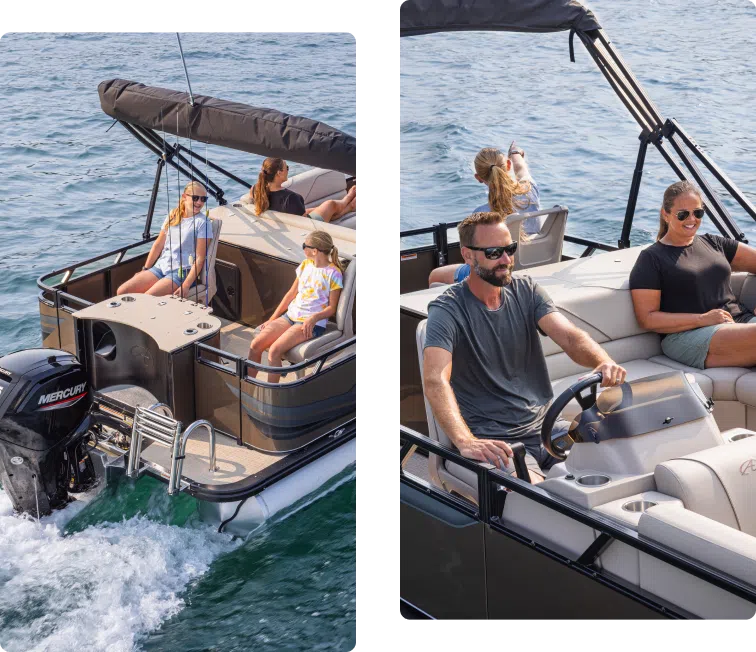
[0,348,96,517]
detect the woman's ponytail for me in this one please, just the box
[252,157,286,216]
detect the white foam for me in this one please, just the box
[0,488,240,652]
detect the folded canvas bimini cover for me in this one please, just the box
[98,79,356,176]
[400,0,601,36]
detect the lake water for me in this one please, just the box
[0,32,355,652]
[401,0,756,252]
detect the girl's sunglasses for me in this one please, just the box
[302,242,330,253]
[184,194,208,204]
[676,208,705,221]
[466,241,518,260]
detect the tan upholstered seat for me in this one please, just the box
[189,217,222,304]
[508,206,568,270]
[416,319,480,503]
[283,258,356,364]
[654,437,756,535]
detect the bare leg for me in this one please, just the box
[145,277,179,297]
[428,264,462,286]
[306,186,357,223]
[117,270,160,295]
[705,323,756,367]
[247,318,291,378]
[266,324,312,383]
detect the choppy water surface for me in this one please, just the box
[0,33,354,651]
[401,0,756,251]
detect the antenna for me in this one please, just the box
[176,33,194,106]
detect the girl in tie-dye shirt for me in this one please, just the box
[248,230,344,383]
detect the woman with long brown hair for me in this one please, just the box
[250,157,357,222]
[428,142,541,285]
[248,230,344,383]
[117,181,211,297]
[630,180,756,369]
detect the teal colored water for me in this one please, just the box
[0,32,355,651]
[401,0,756,251]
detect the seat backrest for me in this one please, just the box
[336,258,356,337]
[198,217,222,302]
[655,438,756,536]
[283,168,348,206]
[508,205,568,270]
[416,319,459,492]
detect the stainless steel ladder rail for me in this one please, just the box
[126,404,217,495]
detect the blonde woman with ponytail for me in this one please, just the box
[249,157,355,221]
[248,230,344,383]
[117,181,211,297]
[428,142,542,286]
[630,180,756,369]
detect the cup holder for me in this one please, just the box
[576,474,611,487]
[622,500,658,513]
[183,328,198,336]
[107,301,121,308]
[731,433,754,442]
[121,296,136,302]
[196,322,212,330]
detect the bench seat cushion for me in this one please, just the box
[648,355,749,401]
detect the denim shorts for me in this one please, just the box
[148,266,195,289]
[453,264,471,283]
[661,315,756,369]
[283,314,326,338]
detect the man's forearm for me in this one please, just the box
[424,378,475,449]
[563,327,613,369]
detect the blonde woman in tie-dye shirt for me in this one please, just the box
[248,230,344,383]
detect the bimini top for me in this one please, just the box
[400,0,600,36]
[98,79,356,176]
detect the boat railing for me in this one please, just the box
[400,425,756,608]
[400,220,617,262]
[195,336,356,386]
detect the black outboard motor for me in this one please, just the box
[0,348,96,517]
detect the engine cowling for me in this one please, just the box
[0,348,92,516]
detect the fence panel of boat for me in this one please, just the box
[195,338,355,453]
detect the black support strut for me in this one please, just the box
[144,157,165,239]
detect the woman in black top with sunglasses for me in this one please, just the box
[249,157,357,223]
[629,180,756,369]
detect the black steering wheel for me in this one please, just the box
[540,372,603,461]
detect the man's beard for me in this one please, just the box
[473,260,514,287]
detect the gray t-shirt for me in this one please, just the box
[424,276,558,440]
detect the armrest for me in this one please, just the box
[639,503,756,586]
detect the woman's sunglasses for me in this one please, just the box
[466,242,518,260]
[676,208,705,221]
[302,242,330,253]
[184,194,208,204]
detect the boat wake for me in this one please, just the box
[0,486,240,652]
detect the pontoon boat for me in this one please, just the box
[0,79,356,537]
[400,0,756,619]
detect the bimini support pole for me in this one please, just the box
[619,131,652,249]
[144,156,166,240]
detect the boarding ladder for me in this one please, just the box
[126,404,217,495]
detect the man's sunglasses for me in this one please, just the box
[302,242,330,253]
[184,194,208,204]
[466,241,518,259]
[676,208,705,221]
